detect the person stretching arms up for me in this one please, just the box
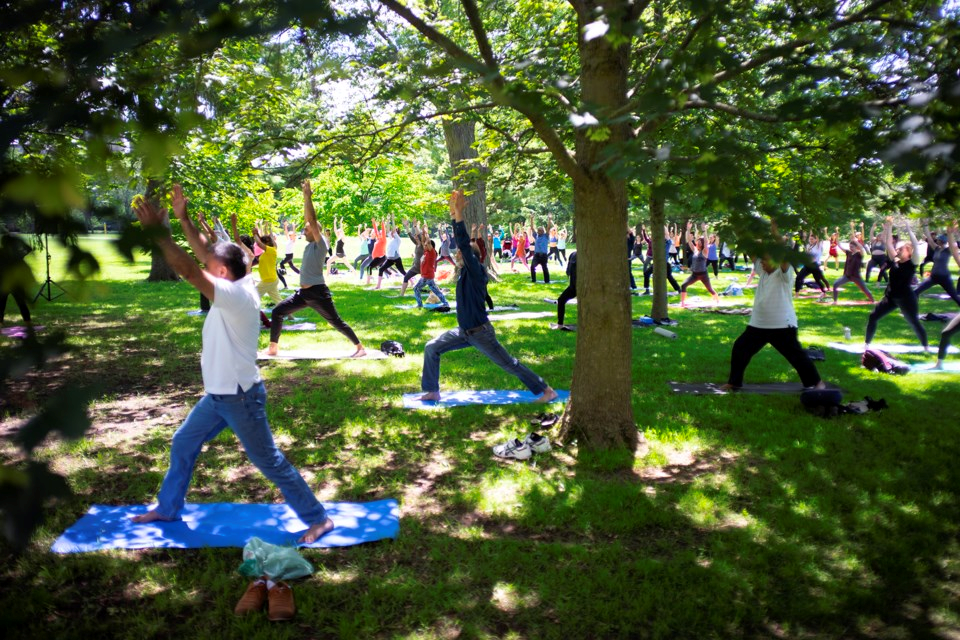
[932,223,960,369]
[420,191,558,404]
[864,218,927,351]
[130,184,333,544]
[267,180,365,357]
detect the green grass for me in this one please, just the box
[2,236,960,638]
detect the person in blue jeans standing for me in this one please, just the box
[130,184,332,545]
[419,190,559,404]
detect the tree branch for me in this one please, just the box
[683,99,781,122]
[460,0,499,72]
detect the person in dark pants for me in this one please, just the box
[723,245,826,391]
[267,180,366,358]
[555,251,577,328]
[419,191,557,404]
[529,216,550,283]
[915,221,960,306]
[932,226,960,368]
[864,218,927,351]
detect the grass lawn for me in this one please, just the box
[2,235,959,639]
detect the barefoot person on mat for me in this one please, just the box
[722,222,826,392]
[419,190,558,404]
[267,180,365,357]
[129,185,333,545]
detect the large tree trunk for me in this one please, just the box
[443,118,492,270]
[557,1,638,453]
[649,193,669,320]
[145,179,178,282]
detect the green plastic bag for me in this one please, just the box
[237,537,315,581]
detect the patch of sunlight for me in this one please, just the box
[792,500,816,517]
[317,567,360,585]
[469,471,563,516]
[490,581,541,614]
[452,524,487,541]
[678,489,725,527]
[897,501,920,516]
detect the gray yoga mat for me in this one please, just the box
[669,381,843,395]
[827,341,959,355]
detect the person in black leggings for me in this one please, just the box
[916,221,960,306]
[832,221,874,303]
[931,226,960,368]
[555,251,577,328]
[793,229,830,301]
[642,235,681,295]
[864,218,927,351]
[864,221,888,282]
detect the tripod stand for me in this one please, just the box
[33,234,66,302]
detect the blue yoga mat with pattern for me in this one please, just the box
[402,389,569,408]
[51,499,400,553]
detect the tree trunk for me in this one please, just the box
[557,1,638,454]
[145,179,178,282]
[649,193,669,320]
[442,118,491,268]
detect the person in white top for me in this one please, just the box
[722,233,826,390]
[130,184,333,545]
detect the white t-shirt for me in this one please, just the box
[201,275,262,394]
[749,262,798,329]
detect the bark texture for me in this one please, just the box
[649,193,669,320]
[443,118,492,269]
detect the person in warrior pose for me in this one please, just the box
[931,224,960,369]
[793,228,830,302]
[267,180,366,358]
[915,220,960,306]
[130,184,333,545]
[863,218,927,352]
[280,223,300,275]
[832,221,875,304]
[680,221,719,308]
[420,191,558,404]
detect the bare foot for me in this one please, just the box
[298,517,334,544]
[932,361,944,370]
[719,383,740,392]
[266,343,279,356]
[350,345,367,358]
[534,387,559,404]
[131,509,174,524]
[420,391,440,402]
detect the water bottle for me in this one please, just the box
[844,326,851,341]
[654,326,677,339]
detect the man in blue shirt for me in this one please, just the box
[420,191,558,403]
[529,216,551,283]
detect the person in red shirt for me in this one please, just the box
[414,232,450,309]
[365,218,388,285]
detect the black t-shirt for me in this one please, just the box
[885,259,916,296]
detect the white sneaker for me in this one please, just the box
[492,438,532,460]
[523,432,552,453]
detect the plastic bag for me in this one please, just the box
[237,537,315,581]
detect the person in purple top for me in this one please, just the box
[419,191,558,404]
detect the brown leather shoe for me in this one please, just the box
[234,580,268,616]
[267,581,295,621]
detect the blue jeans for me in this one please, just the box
[421,323,548,394]
[154,381,327,525]
[413,277,448,307]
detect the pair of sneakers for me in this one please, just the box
[492,432,552,460]
[234,579,295,621]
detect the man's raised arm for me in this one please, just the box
[135,197,215,300]
[171,184,210,263]
[302,180,321,239]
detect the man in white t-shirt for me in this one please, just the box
[130,185,332,545]
[722,255,826,391]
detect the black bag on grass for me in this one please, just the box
[380,340,405,358]
[801,389,844,418]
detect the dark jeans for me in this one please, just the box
[644,264,680,291]
[270,286,360,346]
[915,272,960,307]
[0,290,30,323]
[728,325,821,388]
[531,253,550,283]
[280,253,300,274]
[557,280,577,325]
[865,293,927,348]
[795,263,830,292]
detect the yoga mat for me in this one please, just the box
[490,305,520,311]
[549,323,576,331]
[669,381,843,395]
[258,349,390,360]
[907,362,960,374]
[186,310,208,316]
[402,389,570,409]
[826,341,959,355]
[543,298,576,305]
[922,293,955,300]
[549,319,656,331]
[51,499,400,553]
[261,322,316,332]
[525,279,567,285]
[488,311,554,322]
[688,306,752,315]
[674,298,748,308]
[0,325,42,338]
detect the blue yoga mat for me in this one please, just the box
[908,362,960,374]
[51,499,400,553]
[402,389,569,409]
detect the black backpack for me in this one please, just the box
[380,340,405,358]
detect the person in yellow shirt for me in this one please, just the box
[253,223,282,305]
